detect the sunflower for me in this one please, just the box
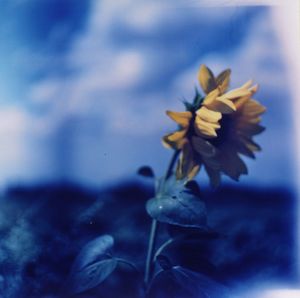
[162,64,266,186]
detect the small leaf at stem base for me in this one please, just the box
[138,166,155,178]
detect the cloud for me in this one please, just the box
[26,0,259,130]
[173,8,285,92]
[0,1,294,187]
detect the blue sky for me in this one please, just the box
[0,0,296,189]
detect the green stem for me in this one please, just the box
[165,150,180,180]
[144,150,180,287]
[153,235,185,261]
[153,238,175,261]
[144,219,158,285]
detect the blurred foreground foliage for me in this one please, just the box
[0,181,296,297]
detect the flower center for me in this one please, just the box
[209,115,233,147]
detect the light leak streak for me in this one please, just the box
[271,0,300,283]
[181,0,284,7]
[200,1,300,295]
[260,289,300,298]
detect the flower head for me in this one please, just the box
[162,64,266,186]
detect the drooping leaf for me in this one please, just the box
[71,235,114,271]
[68,259,118,295]
[137,166,155,178]
[146,176,207,228]
[65,235,117,295]
[146,195,206,228]
[147,266,230,298]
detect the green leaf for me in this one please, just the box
[146,176,207,228]
[65,235,117,295]
[147,266,230,298]
[68,259,117,295]
[193,92,204,110]
[71,235,114,271]
[183,88,204,112]
[183,100,194,112]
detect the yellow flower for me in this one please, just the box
[162,65,233,180]
[198,65,266,187]
[162,64,266,186]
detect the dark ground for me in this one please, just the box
[0,179,297,297]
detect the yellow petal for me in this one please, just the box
[249,84,259,94]
[162,138,178,149]
[204,164,221,188]
[242,99,266,116]
[234,95,250,110]
[167,129,187,142]
[192,136,216,157]
[194,117,219,138]
[239,136,261,152]
[246,141,261,152]
[216,69,231,94]
[206,97,236,114]
[187,164,200,180]
[239,115,261,124]
[203,88,220,106]
[166,110,192,127]
[203,89,236,114]
[234,140,255,159]
[241,79,253,89]
[176,142,199,180]
[221,87,251,100]
[196,106,222,123]
[220,148,248,180]
[162,130,187,149]
[198,64,217,94]
[237,123,265,136]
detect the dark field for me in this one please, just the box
[0,181,297,297]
